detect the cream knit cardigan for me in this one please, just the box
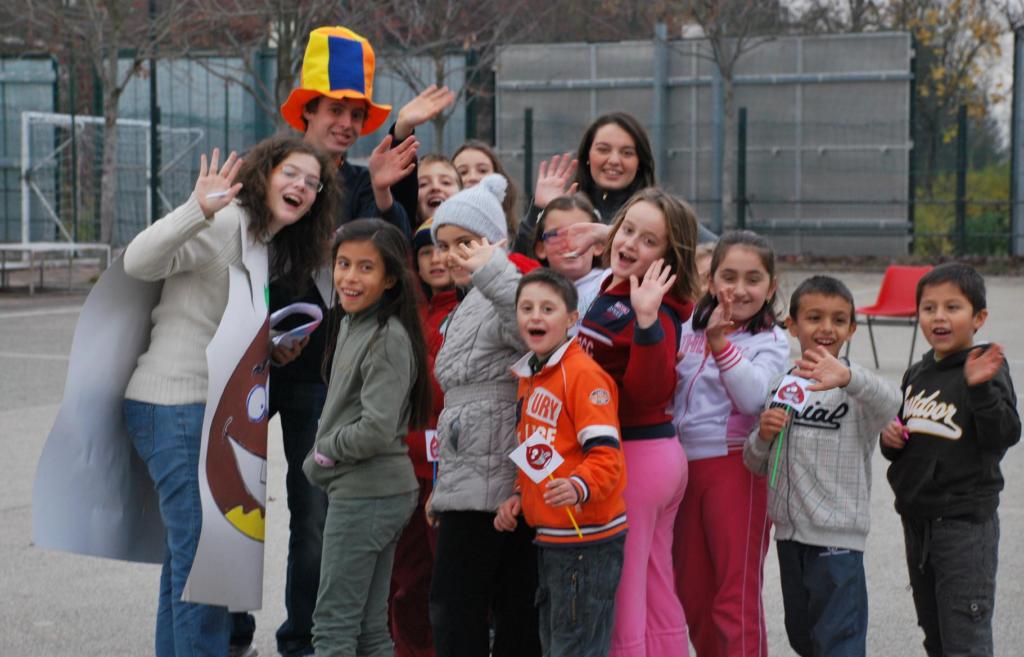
[123,195,250,405]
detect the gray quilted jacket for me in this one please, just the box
[430,249,526,513]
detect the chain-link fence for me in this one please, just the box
[2,50,468,248]
[1,57,55,243]
[2,31,1021,255]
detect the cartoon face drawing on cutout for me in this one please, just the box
[527,443,554,471]
[206,319,271,542]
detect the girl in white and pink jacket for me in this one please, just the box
[672,231,790,657]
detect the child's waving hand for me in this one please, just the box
[552,222,610,259]
[965,344,1005,387]
[630,258,676,329]
[793,345,852,391]
[451,237,507,273]
[705,287,735,353]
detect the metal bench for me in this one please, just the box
[0,242,112,295]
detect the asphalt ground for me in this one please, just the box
[1,267,1022,656]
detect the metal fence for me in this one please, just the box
[3,50,467,247]
[497,32,915,256]
[1,57,55,243]
[3,32,1021,256]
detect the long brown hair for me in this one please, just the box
[603,188,699,303]
[574,112,656,202]
[236,135,340,294]
[320,219,432,430]
[453,140,520,237]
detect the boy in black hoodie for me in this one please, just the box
[881,263,1020,657]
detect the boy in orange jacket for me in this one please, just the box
[495,268,627,657]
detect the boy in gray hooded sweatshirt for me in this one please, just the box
[744,276,900,657]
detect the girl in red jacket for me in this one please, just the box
[388,218,459,657]
[577,188,700,657]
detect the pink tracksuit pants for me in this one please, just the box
[610,438,690,657]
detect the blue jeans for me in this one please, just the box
[536,536,625,657]
[902,513,999,657]
[231,380,328,656]
[777,540,867,657]
[123,399,231,657]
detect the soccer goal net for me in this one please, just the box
[20,111,204,246]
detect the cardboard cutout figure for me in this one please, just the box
[205,321,271,542]
[31,257,164,564]
[33,209,271,611]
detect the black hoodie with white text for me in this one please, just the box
[882,345,1020,521]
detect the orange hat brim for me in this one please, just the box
[280,87,392,136]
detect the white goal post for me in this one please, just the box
[19,111,205,247]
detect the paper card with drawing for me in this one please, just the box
[509,430,564,485]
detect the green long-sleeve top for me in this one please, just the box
[302,307,418,499]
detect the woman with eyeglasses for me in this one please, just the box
[120,135,338,657]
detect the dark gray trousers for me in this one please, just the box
[902,513,999,657]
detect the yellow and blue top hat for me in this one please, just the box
[280,26,391,135]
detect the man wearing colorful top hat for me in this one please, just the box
[280,25,453,235]
[229,26,453,657]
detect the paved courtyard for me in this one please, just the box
[1,267,1022,656]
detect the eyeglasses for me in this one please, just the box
[280,164,323,194]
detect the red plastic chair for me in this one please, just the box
[849,265,933,368]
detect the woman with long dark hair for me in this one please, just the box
[515,112,714,255]
[514,112,653,253]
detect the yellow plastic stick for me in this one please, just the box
[549,474,583,539]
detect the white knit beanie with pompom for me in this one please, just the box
[430,173,508,245]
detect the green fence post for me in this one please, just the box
[524,107,533,196]
[955,104,967,256]
[737,107,748,230]
[465,48,478,141]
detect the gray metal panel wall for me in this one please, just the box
[496,32,911,256]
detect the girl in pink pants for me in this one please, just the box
[576,188,702,657]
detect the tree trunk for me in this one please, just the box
[99,51,122,245]
[721,74,736,230]
[432,51,446,150]
[99,102,120,244]
[275,18,297,127]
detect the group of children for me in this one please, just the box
[108,22,1018,657]
[298,142,1019,657]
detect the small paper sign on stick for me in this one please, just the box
[509,429,581,538]
[425,430,440,463]
[772,375,813,413]
[509,430,565,485]
[769,374,813,489]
